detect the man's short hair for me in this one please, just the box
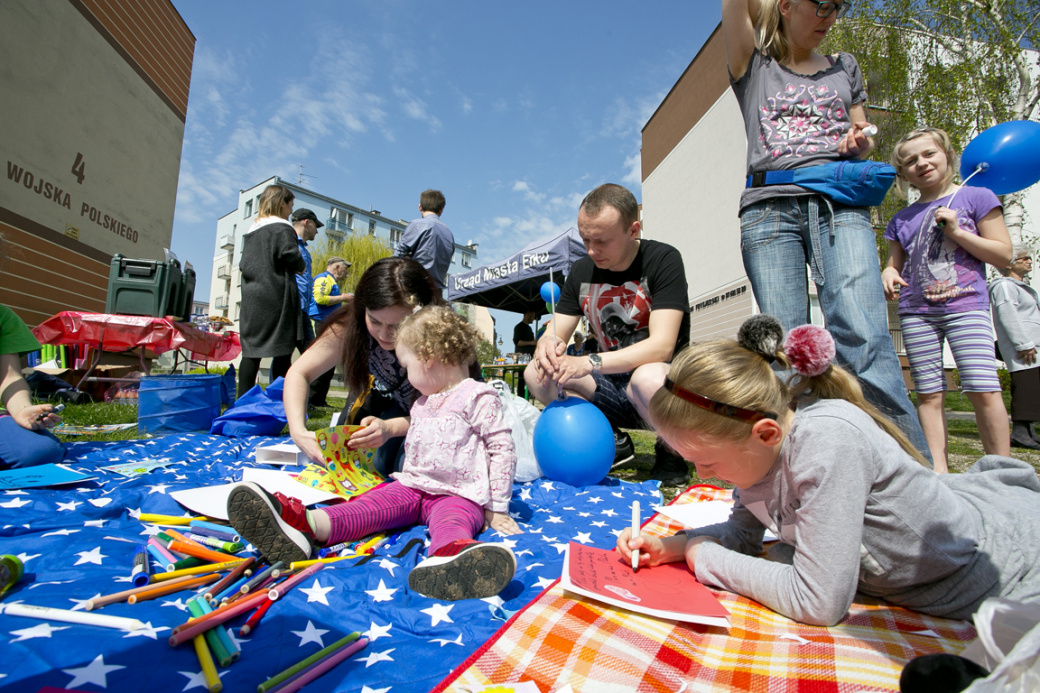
[580,184,638,229]
[419,189,446,215]
[327,256,350,268]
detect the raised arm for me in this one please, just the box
[722,0,762,81]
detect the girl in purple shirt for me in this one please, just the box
[881,127,1012,472]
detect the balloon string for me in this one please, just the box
[550,268,564,401]
[938,163,986,227]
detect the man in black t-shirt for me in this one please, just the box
[524,184,691,484]
[513,309,538,356]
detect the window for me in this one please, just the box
[462,254,471,268]
[234,302,241,320]
[368,219,376,235]
[390,228,402,245]
[244,199,252,218]
[330,208,354,232]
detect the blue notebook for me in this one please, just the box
[0,464,96,490]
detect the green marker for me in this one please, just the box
[0,555,24,598]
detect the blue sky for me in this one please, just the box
[168,1,720,350]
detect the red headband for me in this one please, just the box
[663,378,777,423]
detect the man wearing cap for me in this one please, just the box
[291,208,322,347]
[393,189,455,290]
[308,257,353,407]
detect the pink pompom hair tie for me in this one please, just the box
[783,325,836,377]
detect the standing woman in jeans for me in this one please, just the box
[721,0,930,461]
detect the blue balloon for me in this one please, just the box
[540,281,561,304]
[961,120,1040,196]
[532,398,614,487]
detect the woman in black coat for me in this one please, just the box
[238,184,305,397]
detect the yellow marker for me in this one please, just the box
[193,633,223,692]
[150,558,246,582]
[139,514,207,526]
[288,555,358,571]
[355,533,386,555]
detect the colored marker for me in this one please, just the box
[203,557,255,601]
[241,561,282,594]
[86,573,207,610]
[127,573,219,604]
[189,533,243,554]
[257,632,362,693]
[168,539,238,564]
[266,637,370,693]
[288,555,358,571]
[131,545,151,587]
[0,603,146,631]
[631,501,640,572]
[190,520,240,542]
[147,542,177,572]
[139,513,207,525]
[169,590,271,646]
[317,542,350,558]
[188,598,237,667]
[188,525,240,544]
[151,558,245,583]
[212,575,251,604]
[0,555,24,597]
[355,533,386,555]
[267,562,324,601]
[192,632,222,692]
[240,598,274,636]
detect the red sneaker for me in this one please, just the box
[409,540,516,601]
[226,482,313,565]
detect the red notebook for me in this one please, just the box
[560,542,730,628]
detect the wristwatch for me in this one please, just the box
[588,353,602,372]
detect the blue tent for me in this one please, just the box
[446,227,586,314]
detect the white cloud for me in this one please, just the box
[393,87,442,131]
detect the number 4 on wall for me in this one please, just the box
[71,153,85,184]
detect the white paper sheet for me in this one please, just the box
[654,500,778,541]
[169,468,341,520]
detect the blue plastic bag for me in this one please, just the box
[209,377,288,437]
[138,374,221,434]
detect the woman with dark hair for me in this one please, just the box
[237,184,304,397]
[284,257,444,474]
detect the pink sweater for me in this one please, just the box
[393,378,516,512]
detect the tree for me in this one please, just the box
[476,339,499,366]
[309,233,393,295]
[823,0,1040,243]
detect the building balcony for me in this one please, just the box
[214,296,229,310]
[220,233,234,250]
[325,227,346,241]
[217,265,231,280]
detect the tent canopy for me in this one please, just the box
[447,227,586,314]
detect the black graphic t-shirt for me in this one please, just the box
[557,239,690,361]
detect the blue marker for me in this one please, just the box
[130,545,150,587]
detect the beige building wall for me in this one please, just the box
[0,0,193,325]
[641,26,756,342]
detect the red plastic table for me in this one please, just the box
[32,311,241,388]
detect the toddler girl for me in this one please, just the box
[229,305,521,601]
[617,315,1040,626]
[881,126,1013,472]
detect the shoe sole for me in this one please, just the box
[408,545,516,601]
[226,482,311,566]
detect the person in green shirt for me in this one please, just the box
[0,304,64,468]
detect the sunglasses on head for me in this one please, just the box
[805,0,852,18]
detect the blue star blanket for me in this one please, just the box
[0,434,660,692]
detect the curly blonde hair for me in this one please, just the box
[396,305,481,366]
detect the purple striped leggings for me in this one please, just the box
[321,481,484,555]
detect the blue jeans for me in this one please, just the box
[0,416,65,469]
[740,195,931,461]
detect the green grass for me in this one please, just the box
[51,396,349,444]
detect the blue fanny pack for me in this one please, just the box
[746,160,897,207]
